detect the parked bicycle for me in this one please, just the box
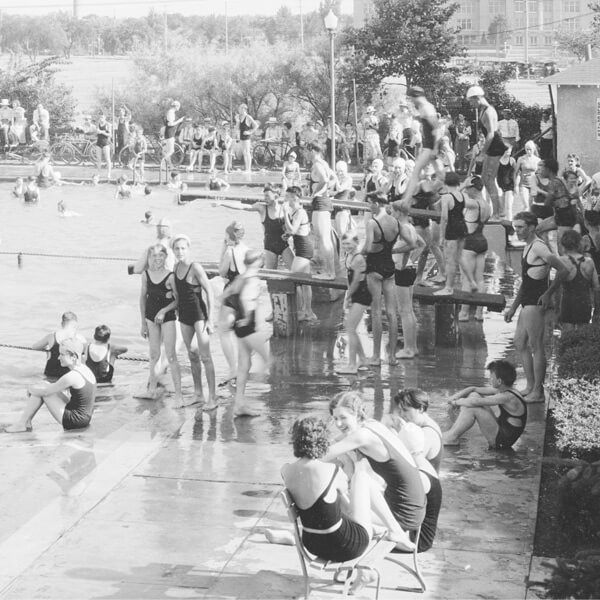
[49,134,97,165]
[252,139,306,170]
[2,139,49,164]
[119,134,185,169]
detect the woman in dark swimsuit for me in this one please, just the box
[443,360,527,450]
[336,231,372,375]
[6,338,96,433]
[140,244,182,404]
[282,415,413,592]
[325,392,425,549]
[284,186,316,321]
[172,234,217,411]
[95,113,112,180]
[217,222,248,386]
[222,249,270,417]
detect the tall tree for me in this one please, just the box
[555,30,599,61]
[345,0,461,87]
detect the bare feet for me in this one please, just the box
[386,531,416,552]
[349,568,377,595]
[264,528,295,546]
[433,287,454,296]
[5,423,32,433]
[396,349,416,359]
[442,432,461,446]
[203,399,218,411]
[171,395,201,409]
[336,365,358,375]
[233,404,260,417]
[368,358,381,367]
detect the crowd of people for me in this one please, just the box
[0,98,50,149]
[6,82,600,584]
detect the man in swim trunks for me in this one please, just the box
[401,87,440,206]
[443,360,527,449]
[504,211,569,402]
[214,185,294,270]
[465,86,507,218]
[235,104,258,173]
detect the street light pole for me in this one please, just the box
[324,9,338,171]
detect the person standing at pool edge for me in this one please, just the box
[235,104,258,173]
[172,234,217,411]
[504,211,569,402]
[95,113,112,181]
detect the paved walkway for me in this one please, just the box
[0,314,547,599]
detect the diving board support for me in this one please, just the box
[434,304,459,347]
[266,279,298,337]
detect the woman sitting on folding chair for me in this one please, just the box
[282,416,415,565]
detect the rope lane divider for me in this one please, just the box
[0,343,149,362]
[0,251,135,262]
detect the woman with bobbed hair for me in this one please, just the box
[388,388,443,473]
[282,415,412,584]
[325,391,425,550]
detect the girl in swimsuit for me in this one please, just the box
[140,244,182,404]
[281,151,301,191]
[223,249,270,417]
[202,127,219,172]
[325,392,425,550]
[387,389,443,473]
[217,222,248,386]
[284,186,316,322]
[514,141,540,210]
[333,160,355,238]
[95,113,112,181]
[282,415,415,591]
[443,360,527,450]
[172,234,217,411]
[336,231,371,375]
[6,338,96,433]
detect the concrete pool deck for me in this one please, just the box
[0,330,547,600]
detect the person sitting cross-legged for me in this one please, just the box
[442,360,527,450]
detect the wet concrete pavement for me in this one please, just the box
[0,293,548,600]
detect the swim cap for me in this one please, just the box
[466,85,485,99]
[171,234,191,248]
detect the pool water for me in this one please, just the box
[0,182,521,443]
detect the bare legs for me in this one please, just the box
[513,305,546,403]
[180,320,217,409]
[339,303,368,373]
[218,307,237,382]
[435,238,464,295]
[458,250,485,320]
[395,285,418,357]
[146,320,182,403]
[442,397,500,447]
[233,332,270,417]
[291,256,316,321]
[367,274,398,364]
[6,391,69,432]
[312,211,336,279]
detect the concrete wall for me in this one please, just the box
[556,85,600,175]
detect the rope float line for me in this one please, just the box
[0,251,134,262]
[0,343,149,362]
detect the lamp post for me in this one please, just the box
[324,9,338,170]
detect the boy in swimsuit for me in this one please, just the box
[85,325,128,384]
[443,360,528,450]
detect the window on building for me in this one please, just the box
[459,0,474,14]
[544,35,554,45]
[565,17,578,31]
[488,0,504,14]
[458,18,473,30]
[564,0,580,12]
[530,35,538,45]
[543,0,553,13]
[515,35,524,45]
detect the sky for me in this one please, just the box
[0,0,353,17]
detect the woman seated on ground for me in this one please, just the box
[282,415,415,584]
[324,391,425,551]
[217,221,248,386]
[6,339,96,433]
[443,360,527,450]
[140,243,182,404]
[387,388,443,473]
[385,409,442,553]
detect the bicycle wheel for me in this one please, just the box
[83,143,99,165]
[253,144,274,170]
[51,143,76,165]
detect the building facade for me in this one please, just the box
[353,0,595,60]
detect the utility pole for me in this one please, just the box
[163,12,168,53]
[300,0,304,49]
[524,0,529,70]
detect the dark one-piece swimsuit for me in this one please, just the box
[291,210,314,260]
[297,465,370,562]
[495,389,527,449]
[175,264,208,326]
[85,344,114,384]
[366,218,398,279]
[346,255,372,306]
[263,209,289,256]
[145,271,177,323]
[62,369,96,430]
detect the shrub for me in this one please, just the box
[543,551,600,599]
[548,378,600,457]
[557,325,600,381]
